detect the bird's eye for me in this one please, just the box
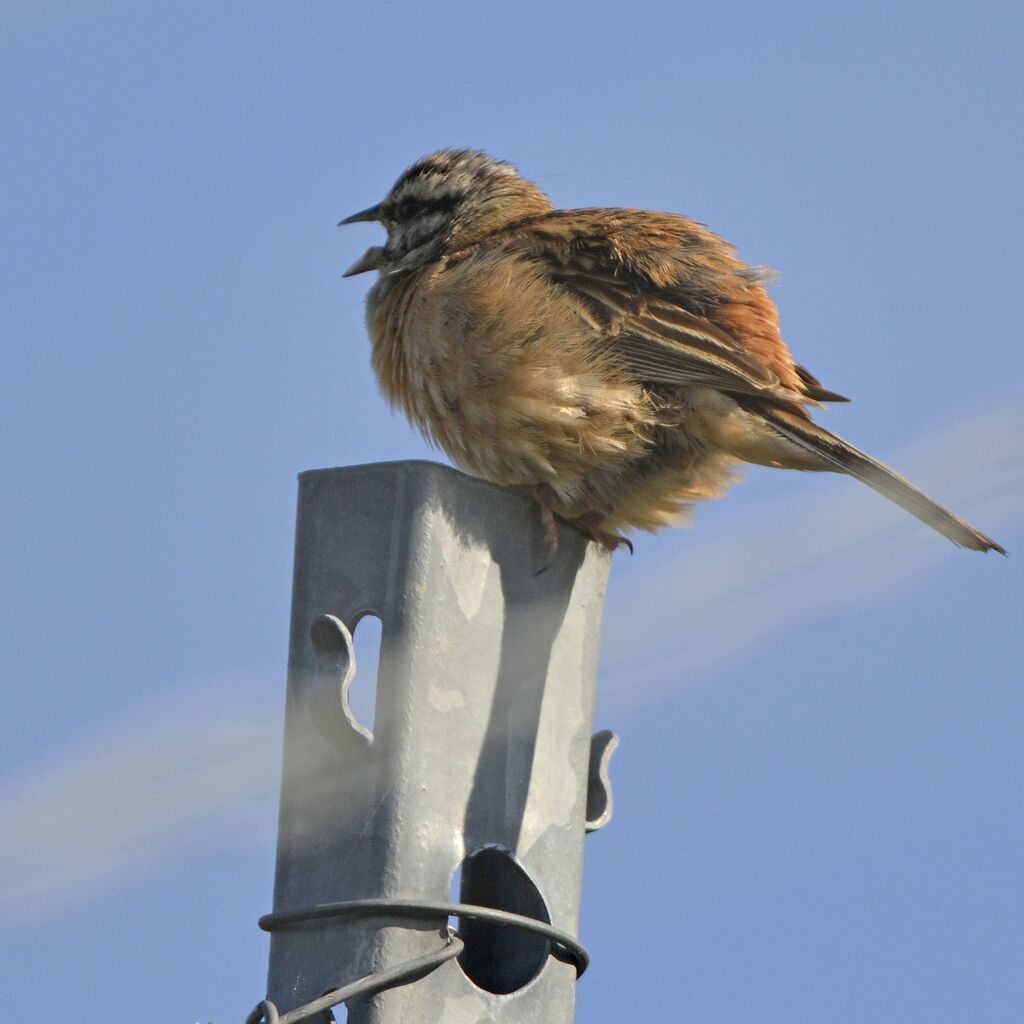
[396,198,423,219]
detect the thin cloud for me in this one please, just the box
[0,398,1020,926]
[0,695,281,926]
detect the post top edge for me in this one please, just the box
[298,460,486,488]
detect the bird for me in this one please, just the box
[340,149,1004,560]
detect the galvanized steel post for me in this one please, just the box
[259,461,615,1023]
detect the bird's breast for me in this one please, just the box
[364,253,660,499]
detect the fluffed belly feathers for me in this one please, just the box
[364,252,801,532]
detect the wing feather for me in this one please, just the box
[518,210,824,405]
[556,260,805,402]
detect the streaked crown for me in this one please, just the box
[341,149,554,275]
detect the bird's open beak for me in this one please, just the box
[338,203,384,226]
[343,245,387,278]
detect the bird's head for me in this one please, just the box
[340,149,553,277]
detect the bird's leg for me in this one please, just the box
[571,513,635,555]
[519,486,562,574]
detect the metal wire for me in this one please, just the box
[246,928,464,1024]
[259,896,589,976]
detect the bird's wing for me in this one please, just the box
[595,284,790,397]
[514,208,846,407]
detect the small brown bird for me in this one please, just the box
[341,149,1003,558]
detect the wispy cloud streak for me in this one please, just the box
[0,698,281,926]
[1,398,1020,925]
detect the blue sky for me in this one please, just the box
[2,2,1021,1021]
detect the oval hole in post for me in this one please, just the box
[452,847,550,994]
[348,612,381,735]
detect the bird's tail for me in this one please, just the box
[762,407,1006,554]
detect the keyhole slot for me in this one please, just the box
[348,612,381,736]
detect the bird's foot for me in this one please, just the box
[523,493,635,571]
[571,514,634,555]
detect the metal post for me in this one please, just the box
[256,461,615,1024]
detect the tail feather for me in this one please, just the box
[763,409,1006,554]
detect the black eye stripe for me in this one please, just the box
[431,193,460,213]
[393,193,460,219]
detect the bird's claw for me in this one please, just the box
[591,529,633,555]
